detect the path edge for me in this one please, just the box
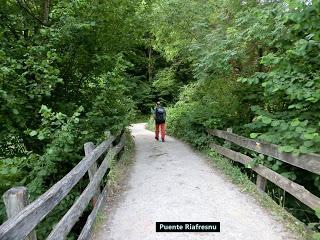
[91,129,136,238]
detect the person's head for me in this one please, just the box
[156,101,161,106]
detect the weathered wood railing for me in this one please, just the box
[0,131,126,240]
[207,129,320,211]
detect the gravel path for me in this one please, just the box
[92,123,297,240]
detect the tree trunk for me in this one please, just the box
[148,47,153,81]
[43,0,50,25]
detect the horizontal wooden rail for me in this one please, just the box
[0,131,125,240]
[77,183,108,240]
[208,129,320,174]
[47,134,125,240]
[210,142,320,210]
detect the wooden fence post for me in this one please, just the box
[84,142,100,207]
[3,187,37,240]
[256,174,267,192]
[224,128,233,148]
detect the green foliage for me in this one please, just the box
[0,0,141,238]
[152,67,181,101]
[151,0,320,227]
[1,0,320,236]
[242,1,320,155]
[150,0,211,60]
[166,77,247,148]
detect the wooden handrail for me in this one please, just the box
[207,129,320,174]
[77,184,108,240]
[47,134,125,240]
[210,143,320,210]
[0,131,125,240]
[208,129,320,211]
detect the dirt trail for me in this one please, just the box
[92,123,297,240]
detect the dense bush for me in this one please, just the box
[0,0,138,238]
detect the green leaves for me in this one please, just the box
[250,133,259,139]
[279,145,295,153]
[156,0,320,228]
[291,118,300,127]
[243,1,320,157]
[280,171,297,181]
[261,116,272,125]
[315,208,320,219]
[0,0,142,235]
[30,130,38,137]
[303,133,318,140]
[1,0,319,234]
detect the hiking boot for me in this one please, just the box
[155,137,159,141]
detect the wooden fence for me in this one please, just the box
[0,131,126,240]
[207,129,320,211]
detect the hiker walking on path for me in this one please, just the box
[154,101,166,142]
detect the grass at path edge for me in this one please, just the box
[92,130,135,233]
